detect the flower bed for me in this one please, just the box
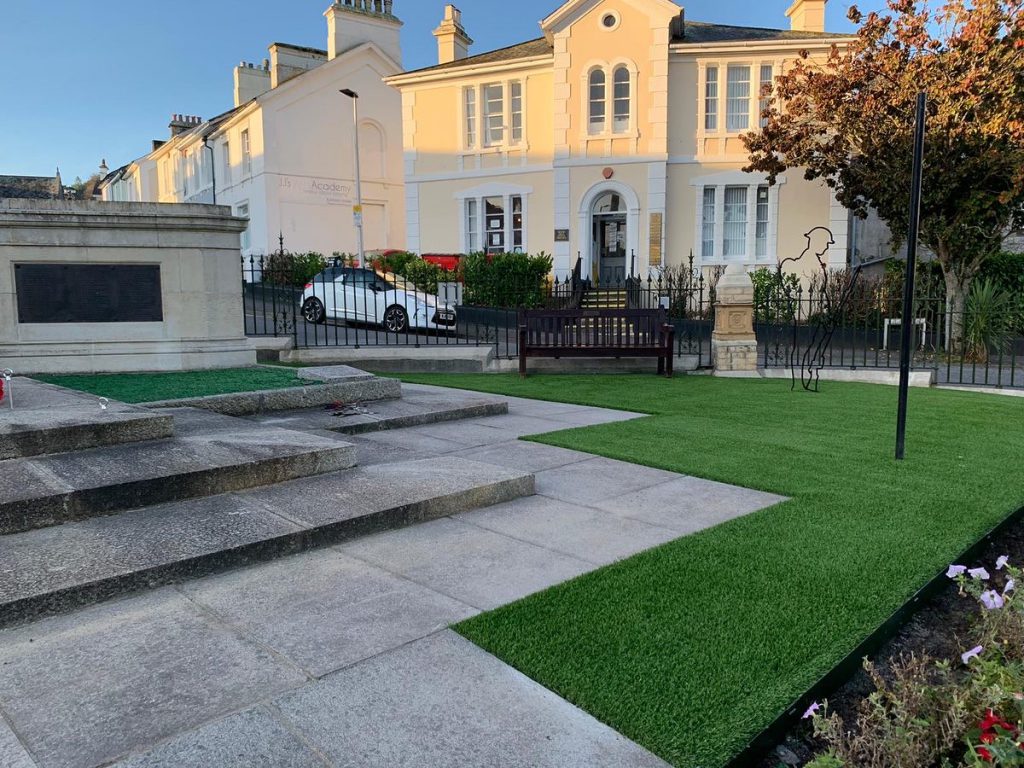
[768,522,1024,768]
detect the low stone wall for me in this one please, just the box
[0,199,254,373]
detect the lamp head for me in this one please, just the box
[340,89,359,99]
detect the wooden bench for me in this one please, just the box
[518,308,675,377]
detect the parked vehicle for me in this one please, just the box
[299,266,457,333]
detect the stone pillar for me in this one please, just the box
[712,264,759,375]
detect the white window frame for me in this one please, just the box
[462,80,526,152]
[612,65,631,134]
[726,64,751,133]
[236,201,251,252]
[691,172,786,265]
[222,140,231,187]
[588,68,606,136]
[581,61,637,139]
[457,185,532,254]
[701,59,779,137]
[241,129,252,176]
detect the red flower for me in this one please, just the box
[0,377,4,403]
[978,746,993,762]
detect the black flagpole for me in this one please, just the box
[895,92,927,461]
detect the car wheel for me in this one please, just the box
[383,305,409,333]
[302,297,326,324]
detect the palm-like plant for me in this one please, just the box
[963,279,1012,363]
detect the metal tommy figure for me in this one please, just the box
[776,227,863,392]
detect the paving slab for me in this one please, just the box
[449,438,594,473]
[0,408,356,534]
[181,548,477,677]
[338,517,593,610]
[111,707,327,768]
[458,495,681,565]
[0,719,36,768]
[401,420,517,447]
[534,456,682,505]
[0,378,173,460]
[272,631,670,768]
[295,365,376,383]
[354,427,466,454]
[249,388,508,435]
[0,457,533,627]
[0,589,306,768]
[593,475,787,532]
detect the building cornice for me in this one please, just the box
[670,37,854,55]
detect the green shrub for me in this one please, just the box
[752,267,802,324]
[978,252,1024,335]
[263,251,327,287]
[964,278,1014,363]
[461,251,554,308]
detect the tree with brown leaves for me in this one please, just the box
[744,0,1024,346]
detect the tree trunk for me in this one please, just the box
[943,267,972,354]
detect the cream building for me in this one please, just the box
[387,0,853,283]
[101,0,406,260]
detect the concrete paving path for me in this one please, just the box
[0,384,785,768]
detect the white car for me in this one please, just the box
[300,266,457,333]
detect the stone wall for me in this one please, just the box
[0,199,254,373]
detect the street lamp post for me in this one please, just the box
[340,88,364,268]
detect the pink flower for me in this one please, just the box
[963,645,984,664]
[802,701,821,720]
[969,567,991,581]
[947,564,967,578]
[981,590,1005,610]
[997,556,1010,570]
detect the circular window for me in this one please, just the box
[601,12,620,30]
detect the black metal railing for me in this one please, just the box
[755,284,1024,390]
[242,253,714,365]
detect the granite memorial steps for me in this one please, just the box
[250,387,510,436]
[0,408,357,535]
[0,456,535,628]
[0,378,175,460]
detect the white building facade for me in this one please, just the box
[102,1,406,260]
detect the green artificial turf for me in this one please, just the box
[35,367,306,404]
[400,373,1024,768]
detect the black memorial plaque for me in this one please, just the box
[15,263,163,324]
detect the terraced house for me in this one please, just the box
[387,0,854,283]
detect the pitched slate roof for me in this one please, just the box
[402,37,554,75]
[0,175,60,200]
[401,18,850,77]
[676,21,852,44]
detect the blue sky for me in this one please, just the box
[0,0,882,182]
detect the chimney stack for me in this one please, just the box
[325,0,402,65]
[169,114,202,138]
[433,5,472,65]
[785,0,827,33]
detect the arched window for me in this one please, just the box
[613,66,631,133]
[593,191,627,214]
[588,69,606,135]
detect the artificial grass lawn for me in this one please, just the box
[401,373,1024,768]
[34,367,305,404]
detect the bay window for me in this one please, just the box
[726,65,751,132]
[463,81,525,150]
[463,193,526,254]
[704,66,719,131]
[697,179,779,262]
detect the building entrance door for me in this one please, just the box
[590,191,628,286]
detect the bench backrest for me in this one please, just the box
[519,308,669,349]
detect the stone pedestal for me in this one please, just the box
[0,200,254,374]
[712,264,758,375]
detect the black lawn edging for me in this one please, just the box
[725,501,1024,768]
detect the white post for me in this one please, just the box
[342,89,365,268]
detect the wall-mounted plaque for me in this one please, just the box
[649,213,664,267]
[15,264,163,324]
[554,229,570,242]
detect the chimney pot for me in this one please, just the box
[785,0,827,33]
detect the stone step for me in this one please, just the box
[250,388,508,436]
[0,408,356,535]
[0,457,534,627]
[0,379,174,460]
